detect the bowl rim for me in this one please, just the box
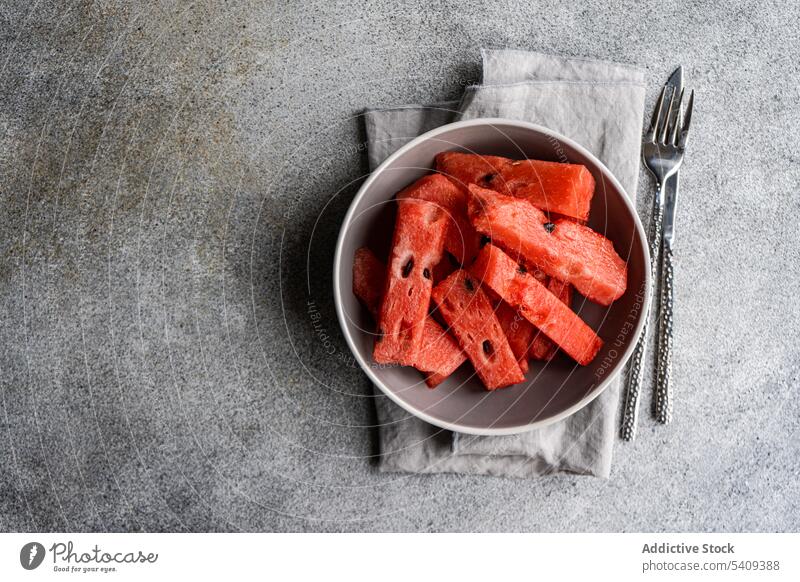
[332,117,651,436]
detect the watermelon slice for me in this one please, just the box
[398,173,481,265]
[424,372,450,388]
[374,197,449,365]
[494,300,535,373]
[471,244,603,365]
[547,276,574,309]
[431,269,525,390]
[529,276,574,361]
[431,254,459,284]
[493,159,595,222]
[436,151,595,221]
[415,318,467,387]
[352,247,385,315]
[528,330,557,361]
[435,152,508,190]
[353,247,465,387]
[467,184,627,306]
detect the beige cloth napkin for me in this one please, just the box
[363,50,645,478]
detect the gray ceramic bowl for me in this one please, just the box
[333,118,650,435]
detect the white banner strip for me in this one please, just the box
[1,533,797,581]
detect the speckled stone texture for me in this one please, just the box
[0,0,798,532]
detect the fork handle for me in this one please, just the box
[654,239,674,424]
[621,316,650,441]
[621,195,664,441]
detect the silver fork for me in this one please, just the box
[620,81,694,440]
[653,88,694,424]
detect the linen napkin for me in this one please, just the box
[363,50,645,478]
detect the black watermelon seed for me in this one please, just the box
[423,268,431,280]
[518,263,528,274]
[464,278,475,292]
[483,173,496,183]
[448,254,461,268]
[480,235,491,248]
[544,222,555,233]
[402,258,414,277]
[482,340,494,355]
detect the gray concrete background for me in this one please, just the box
[0,0,798,532]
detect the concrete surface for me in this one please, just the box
[0,0,798,532]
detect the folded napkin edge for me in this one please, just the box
[463,79,647,91]
[379,453,611,479]
[364,81,646,121]
[480,47,646,76]
[362,102,460,116]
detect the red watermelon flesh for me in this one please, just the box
[471,244,603,365]
[435,152,509,191]
[467,185,627,306]
[502,216,576,361]
[436,151,594,221]
[431,269,525,390]
[548,276,574,308]
[425,372,449,388]
[374,198,448,365]
[548,212,588,226]
[463,248,558,362]
[523,225,576,361]
[529,277,574,361]
[398,173,480,265]
[431,254,459,284]
[494,300,534,374]
[352,247,385,315]
[532,268,548,283]
[523,266,556,362]
[415,318,467,387]
[496,159,595,222]
[353,247,465,387]
[528,330,557,361]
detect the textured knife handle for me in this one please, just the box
[654,241,674,424]
[621,197,664,441]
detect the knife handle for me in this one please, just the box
[621,195,664,441]
[654,240,674,424]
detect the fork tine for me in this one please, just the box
[659,86,676,144]
[645,85,668,143]
[669,88,685,146]
[677,89,694,149]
